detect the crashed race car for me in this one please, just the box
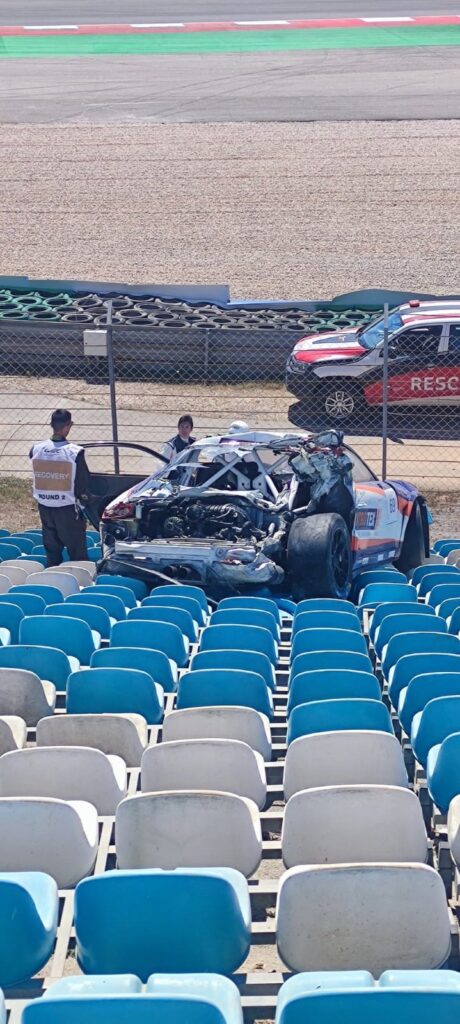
[86,430,429,600]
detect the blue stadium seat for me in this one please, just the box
[291,629,367,663]
[0,542,22,560]
[390,651,460,712]
[111,620,188,668]
[382,632,460,684]
[23,976,242,1024]
[287,698,393,744]
[6,536,34,554]
[87,547,103,563]
[358,582,417,609]
[11,584,64,606]
[292,611,361,637]
[143,594,206,627]
[434,539,460,556]
[74,868,251,979]
[176,669,273,718]
[14,555,48,568]
[399,672,460,735]
[427,733,460,812]
[210,608,279,643]
[0,644,72,689]
[97,574,147,602]
[295,598,358,618]
[0,529,10,538]
[0,872,58,988]
[276,971,460,1024]
[447,606,460,636]
[0,592,46,617]
[219,595,281,625]
[66,591,127,623]
[20,615,99,667]
[287,669,381,714]
[86,530,101,543]
[67,668,164,724]
[191,649,276,692]
[370,601,436,645]
[375,613,446,661]
[129,606,198,643]
[412,563,460,588]
[353,568,406,599]
[429,584,460,610]
[152,585,209,615]
[418,571,460,599]
[46,602,111,641]
[82,584,137,610]
[33,544,65,559]
[411,696,460,768]
[91,646,177,692]
[200,624,277,666]
[290,650,372,682]
[0,602,24,644]
[438,598,460,622]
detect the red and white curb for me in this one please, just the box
[1,14,459,36]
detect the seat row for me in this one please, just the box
[0,862,452,990]
[11,970,460,1024]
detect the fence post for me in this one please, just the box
[105,299,120,474]
[381,302,389,480]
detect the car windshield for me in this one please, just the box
[359,310,404,350]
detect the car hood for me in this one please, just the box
[292,327,366,364]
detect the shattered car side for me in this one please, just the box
[96,430,429,600]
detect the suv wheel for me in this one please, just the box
[321,384,360,421]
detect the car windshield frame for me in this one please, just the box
[358,310,404,350]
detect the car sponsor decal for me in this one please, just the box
[352,535,396,551]
[364,367,460,405]
[355,508,379,530]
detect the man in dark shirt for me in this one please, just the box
[162,414,196,462]
[29,409,91,566]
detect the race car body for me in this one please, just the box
[286,303,460,420]
[84,431,429,600]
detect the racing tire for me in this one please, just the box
[319,382,363,422]
[394,500,427,574]
[287,513,352,600]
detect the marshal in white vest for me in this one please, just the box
[30,439,83,508]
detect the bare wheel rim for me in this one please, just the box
[324,389,356,417]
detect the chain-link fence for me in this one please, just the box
[0,316,459,535]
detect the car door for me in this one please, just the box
[81,442,167,528]
[441,323,460,402]
[346,447,403,566]
[362,324,445,406]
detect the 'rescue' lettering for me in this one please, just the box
[411,376,460,393]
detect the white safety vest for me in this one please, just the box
[30,439,83,508]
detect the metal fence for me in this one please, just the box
[0,316,459,534]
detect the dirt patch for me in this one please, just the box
[0,120,459,299]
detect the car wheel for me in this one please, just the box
[394,501,427,574]
[287,513,352,600]
[321,384,361,421]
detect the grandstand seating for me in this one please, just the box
[0,531,459,1020]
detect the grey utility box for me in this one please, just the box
[83,329,108,357]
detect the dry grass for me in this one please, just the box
[0,120,459,299]
[0,476,39,533]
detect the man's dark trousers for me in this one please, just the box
[38,504,89,567]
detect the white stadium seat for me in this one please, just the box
[0,715,27,755]
[66,561,97,579]
[0,745,127,814]
[0,796,98,887]
[141,738,267,809]
[276,863,451,974]
[32,571,80,597]
[447,795,460,870]
[0,668,56,726]
[1,559,44,574]
[116,790,262,876]
[162,706,272,760]
[284,731,408,801]
[282,785,428,867]
[0,566,28,586]
[0,575,12,594]
[36,712,148,767]
[46,564,94,588]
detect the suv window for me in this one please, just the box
[390,325,443,357]
[448,324,460,349]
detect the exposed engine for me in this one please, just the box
[144,498,269,543]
